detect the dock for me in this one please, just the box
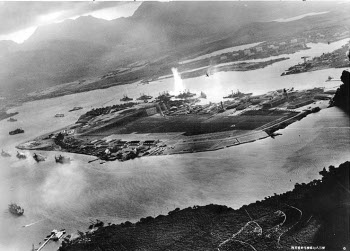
[34,229,65,251]
[36,234,53,251]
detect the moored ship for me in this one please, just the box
[175,90,196,99]
[33,153,46,162]
[120,95,133,102]
[8,203,24,216]
[9,128,24,135]
[223,90,252,99]
[155,91,174,102]
[7,117,17,122]
[69,107,83,112]
[55,155,71,164]
[136,94,153,101]
[16,151,27,159]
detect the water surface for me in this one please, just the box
[0,39,349,251]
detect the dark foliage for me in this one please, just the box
[59,162,350,251]
[332,70,350,113]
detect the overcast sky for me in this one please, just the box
[0,1,141,43]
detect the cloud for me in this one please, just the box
[0,2,137,36]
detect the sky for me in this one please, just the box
[0,0,348,44]
[0,1,142,43]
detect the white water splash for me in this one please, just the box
[22,219,45,228]
[171,68,184,94]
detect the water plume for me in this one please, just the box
[22,219,45,228]
[171,68,184,94]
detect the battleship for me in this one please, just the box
[155,91,174,102]
[136,94,153,101]
[69,107,83,112]
[8,203,24,216]
[55,155,71,164]
[223,90,252,99]
[16,151,27,159]
[1,149,11,157]
[120,95,133,102]
[175,90,196,99]
[9,128,24,135]
[7,117,17,122]
[33,153,46,162]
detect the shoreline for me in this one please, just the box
[2,99,348,251]
[22,57,289,104]
[7,38,348,109]
[58,161,350,251]
[281,39,350,76]
[16,104,323,161]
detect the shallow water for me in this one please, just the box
[0,39,349,251]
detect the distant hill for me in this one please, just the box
[0,39,110,95]
[27,1,343,47]
[0,1,348,98]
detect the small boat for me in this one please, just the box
[7,117,17,122]
[326,76,333,81]
[8,203,24,216]
[55,155,71,164]
[9,128,24,135]
[54,114,64,117]
[16,151,27,159]
[1,149,11,157]
[33,153,46,162]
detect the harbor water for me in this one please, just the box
[0,39,349,251]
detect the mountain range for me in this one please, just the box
[0,1,349,99]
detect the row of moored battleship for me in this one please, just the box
[120,90,250,101]
[1,150,70,163]
[120,91,209,102]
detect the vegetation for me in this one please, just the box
[59,161,350,251]
[331,70,350,113]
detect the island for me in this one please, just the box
[17,87,331,162]
[281,41,350,76]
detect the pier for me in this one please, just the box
[33,229,65,251]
